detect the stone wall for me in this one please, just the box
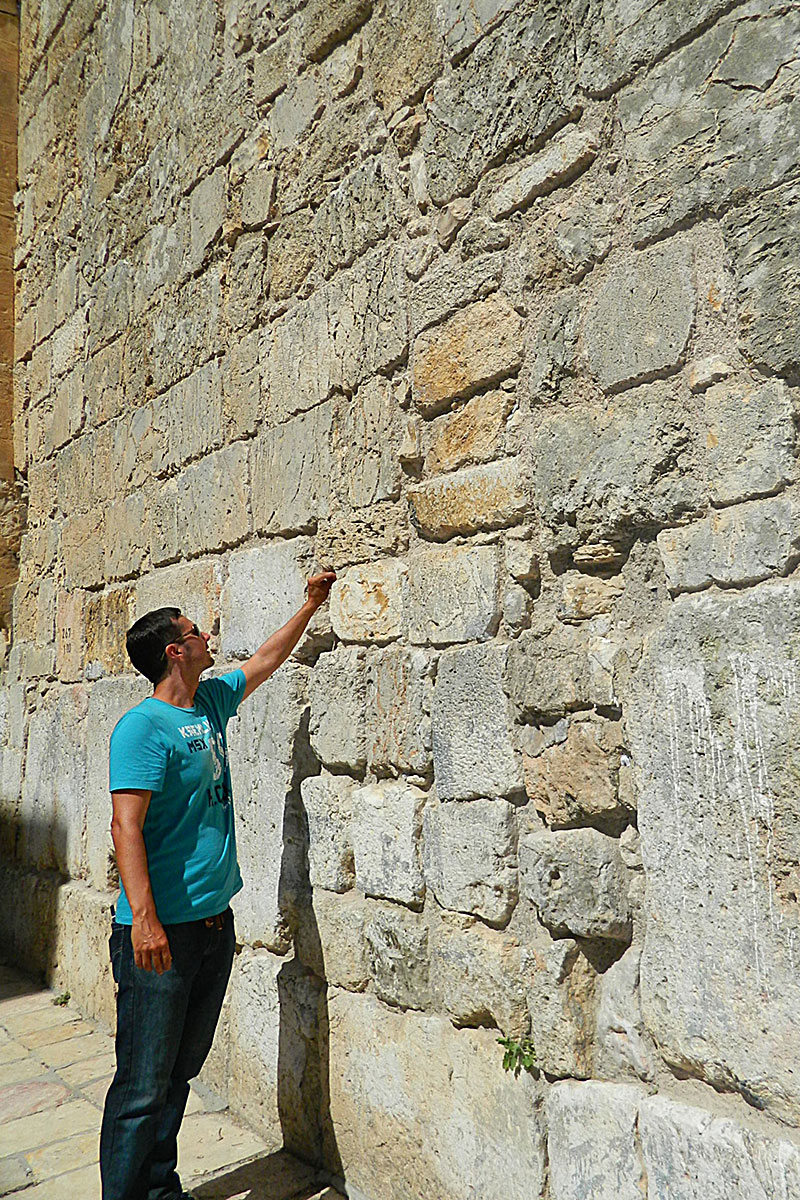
[3,0,800,1196]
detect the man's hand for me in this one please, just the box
[132,914,172,974]
[306,570,336,609]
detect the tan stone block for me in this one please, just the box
[408,456,528,539]
[178,443,250,555]
[136,559,222,631]
[25,1128,99,1180]
[412,296,524,414]
[522,715,626,829]
[557,572,625,623]
[330,558,407,644]
[0,1098,99,1156]
[104,492,148,582]
[18,1163,100,1200]
[56,589,85,682]
[268,207,316,302]
[84,587,135,675]
[316,501,409,570]
[62,509,104,590]
[0,1057,50,1086]
[427,389,511,475]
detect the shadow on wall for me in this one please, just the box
[0,810,69,983]
[276,707,343,1183]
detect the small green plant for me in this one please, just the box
[497,1035,537,1077]
[52,991,70,1007]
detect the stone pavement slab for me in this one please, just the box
[0,962,344,1200]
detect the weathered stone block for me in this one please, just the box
[595,947,656,1083]
[528,384,702,546]
[316,501,409,571]
[300,772,356,893]
[524,932,596,1079]
[704,378,796,506]
[409,457,528,540]
[368,0,442,115]
[136,559,222,635]
[639,1094,800,1200]
[328,993,546,1200]
[56,589,84,683]
[582,242,695,392]
[253,37,289,105]
[364,903,430,1009]
[296,889,370,990]
[365,644,433,776]
[303,0,371,63]
[84,587,135,677]
[62,509,104,589]
[309,645,367,770]
[557,573,624,624]
[331,378,402,509]
[177,443,250,556]
[151,361,223,473]
[222,329,262,440]
[267,207,316,302]
[426,390,510,476]
[220,537,324,661]
[423,797,517,925]
[410,252,504,337]
[351,779,426,905]
[489,125,599,219]
[419,4,577,205]
[430,912,527,1036]
[20,686,88,877]
[522,715,626,829]
[546,1081,645,1200]
[267,291,333,421]
[190,166,226,261]
[227,949,282,1144]
[329,558,407,644]
[407,542,500,645]
[656,494,800,594]
[314,158,398,275]
[250,403,331,536]
[520,828,632,940]
[433,642,523,800]
[412,296,523,415]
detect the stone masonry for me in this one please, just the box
[2,1,800,1198]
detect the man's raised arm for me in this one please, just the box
[240,570,336,701]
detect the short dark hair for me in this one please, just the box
[126,607,181,685]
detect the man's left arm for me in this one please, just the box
[241,571,336,701]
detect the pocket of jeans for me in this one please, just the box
[109,923,124,985]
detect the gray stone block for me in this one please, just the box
[423,796,517,925]
[520,827,632,941]
[178,443,251,556]
[250,403,332,537]
[296,889,370,990]
[331,378,403,510]
[432,642,523,800]
[595,947,657,1084]
[309,646,368,770]
[429,912,527,1036]
[656,493,800,594]
[524,933,596,1079]
[582,242,695,393]
[220,537,321,661]
[365,644,433,776]
[703,378,796,506]
[489,125,599,219]
[364,903,430,1010]
[407,542,500,645]
[626,578,800,1121]
[303,0,371,62]
[351,779,426,905]
[300,772,356,893]
[546,1081,646,1200]
[507,621,620,721]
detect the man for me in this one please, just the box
[99,571,336,1200]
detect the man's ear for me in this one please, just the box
[163,642,182,665]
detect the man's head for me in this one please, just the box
[126,608,213,685]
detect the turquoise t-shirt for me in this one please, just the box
[109,670,246,925]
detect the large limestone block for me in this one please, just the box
[625,579,800,1121]
[522,714,627,829]
[419,2,576,205]
[528,383,702,547]
[50,880,117,1027]
[546,1081,646,1200]
[267,291,333,421]
[407,542,500,645]
[150,361,223,473]
[20,686,89,878]
[656,494,800,594]
[329,558,407,644]
[221,538,327,661]
[84,587,136,677]
[524,933,596,1079]
[327,992,546,1200]
[300,772,356,893]
[507,621,621,719]
[520,827,632,941]
[86,675,150,891]
[314,159,398,276]
[104,492,149,582]
[136,559,222,634]
[351,779,426,905]
[595,947,656,1084]
[435,0,516,58]
[302,0,370,62]
[177,443,250,556]
[250,403,332,537]
[639,1094,800,1200]
[296,889,370,990]
[430,912,527,1036]
[581,242,695,392]
[365,644,433,776]
[409,457,528,540]
[703,378,796,506]
[331,247,409,393]
[226,948,282,1143]
[331,378,402,509]
[317,500,410,571]
[61,509,104,590]
[309,646,367,770]
[618,7,800,244]
[410,252,504,336]
[723,177,800,381]
[423,797,518,925]
[432,642,523,800]
[411,296,523,415]
[489,125,599,219]
[229,664,310,950]
[364,903,430,1010]
[367,0,443,116]
[426,389,511,476]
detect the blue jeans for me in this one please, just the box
[99,911,235,1200]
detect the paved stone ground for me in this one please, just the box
[0,961,342,1200]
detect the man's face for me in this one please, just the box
[173,615,214,672]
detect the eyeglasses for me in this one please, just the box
[174,623,202,644]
